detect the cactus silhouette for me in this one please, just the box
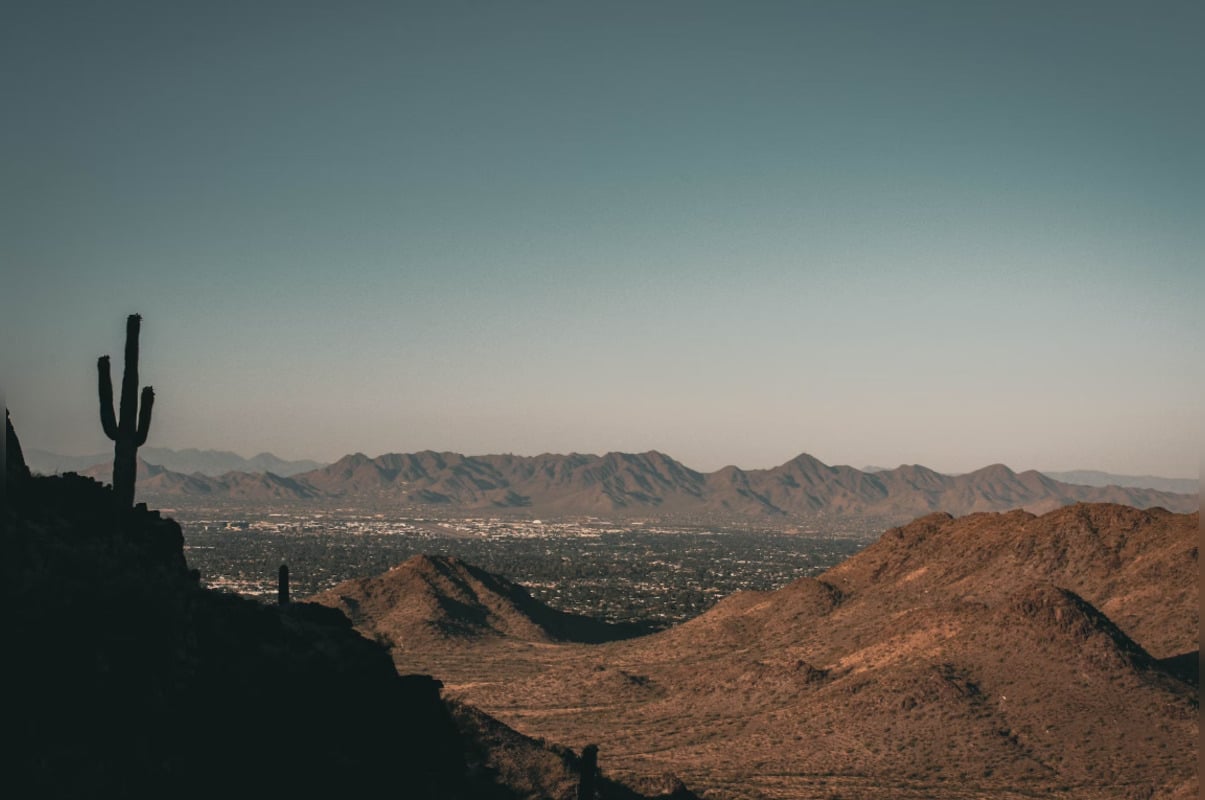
[98,314,154,508]
[278,564,290,606]
[577,744,598,800]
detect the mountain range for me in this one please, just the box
[1039,469,1197,495]
[309,503,1199,799]
[83,449,1198,519]
[27,446,323,477]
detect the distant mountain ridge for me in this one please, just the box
[104,449,1198,519]
[28,446,324,477]
[866,464,1195,494]
[1040,469,1197,495]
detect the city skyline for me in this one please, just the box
[3,2,1201,479]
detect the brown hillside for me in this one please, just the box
[309,554,650,648]
[819,503,1198,658]
[325,504,1199,800]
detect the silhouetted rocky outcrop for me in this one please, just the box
[2,466,474,797]
[6,408,30,486]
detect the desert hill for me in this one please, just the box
[104,449,1197,519]
[659,503,1196,662]
[814,503,1197,658]
[311,553,653,647]
[327,503,1199,800]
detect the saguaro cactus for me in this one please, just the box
[577,744,599,800]
[98,314,154,508]
[278,564,290,606]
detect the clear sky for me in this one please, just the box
[2,1,1201,477]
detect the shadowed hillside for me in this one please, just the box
[3,481,464,796]
[452,700,695,800]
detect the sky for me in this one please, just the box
[2,1,1202,478]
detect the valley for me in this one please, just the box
[176,506,877,626]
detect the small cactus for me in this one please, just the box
[98,314,154,508]
[278,564,290,606]
[577,744,598,800]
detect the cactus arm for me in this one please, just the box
[135,386,154,447]
[98,356,119,440]
[118,314,141,433]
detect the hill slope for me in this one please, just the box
[327,504,1199,800]
[311,554,653,647]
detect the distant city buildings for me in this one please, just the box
[177,508,875,623]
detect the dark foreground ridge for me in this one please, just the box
[3,412,694,800]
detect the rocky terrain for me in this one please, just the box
[312,503,1200,800]
[84,450,1197,519]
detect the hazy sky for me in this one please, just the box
[2,1,1201,477]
